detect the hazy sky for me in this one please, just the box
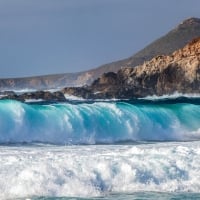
[0,0,200,78]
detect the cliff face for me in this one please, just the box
[63,37,200,99]
[2,37,200,101]
[119,37,200,97]
[72,17,200,85]
[0,17,200,90]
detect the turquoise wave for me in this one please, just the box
[0,100,200,144]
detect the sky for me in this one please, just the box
[0,0,200,78]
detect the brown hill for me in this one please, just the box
[82,18,200,81]
[63,37,200,99]
[0,17,200,90]
[3,37,200,101]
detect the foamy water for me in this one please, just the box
[0,142,200,199]
[0,99,200,199]
[0,100,200,144]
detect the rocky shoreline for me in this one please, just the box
[1,37,200,102]
[63,37,200,99]
[0,90,66,102]
[0,17,200,91]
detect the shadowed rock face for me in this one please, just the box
[62,37,200,99]
[1,37,200,101]
[0,17,200,90]
[0,91,66,102]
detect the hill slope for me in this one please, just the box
[86,18,200,76]
[63,37,200,99]
[0,17,200,90]
[2,37,200,101]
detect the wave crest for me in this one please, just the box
[0,100,200,144]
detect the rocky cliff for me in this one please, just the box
[63,37,200,99]
[0,17,200,90]
[86,17,200,81]
[2,37,200,101]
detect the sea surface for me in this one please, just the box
[0,97,200,199]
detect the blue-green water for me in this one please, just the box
[0,98,200,199]
[0,99,200,144]
[16,192,200,200]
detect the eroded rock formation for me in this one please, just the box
[63,37,200,99]
[1,37,200,101]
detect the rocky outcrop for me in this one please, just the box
[1,36,200,101]
[120,37,200,97]
[62,37,200,99]
[0,17,200,90]
[1,37,200,101]
[0,90,66,102]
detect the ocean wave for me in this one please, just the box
[141,92,200,100]
[1,142,200,198]
[0,100,200,144]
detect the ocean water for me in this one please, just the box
[0,98,200,199]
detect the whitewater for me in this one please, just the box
[1,98,200,199]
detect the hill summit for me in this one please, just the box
[63,37,200,99]
[2,37,200,101]
[0,17,200,90]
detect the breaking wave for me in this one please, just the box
[1,142,200,198]
[0,99,200,144]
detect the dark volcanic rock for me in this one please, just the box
[20,91,66,101]
[63,87,93,99]
[0,91,66,102]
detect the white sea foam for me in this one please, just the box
[0,100,200,144]
[44,88,62,93]
[25,99,45,103]
[3,87,62,95]
[0,142,200,199]
[64,93,85,100]
[0,94,6,99]
[141,92,200,100]
[11,88,37,94]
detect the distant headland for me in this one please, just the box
[0,18,200,101]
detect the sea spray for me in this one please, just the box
[0,100,200,144]
[1,142,200,199]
